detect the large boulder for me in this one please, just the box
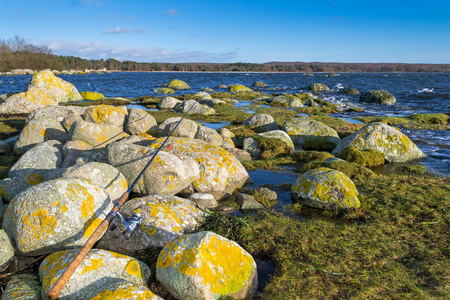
[174,100,215,116]
[332,122,425,163]
[2,178,113,256]
[158,96,182,109]
[98,194,206,253]
[167,79,191,90]
[39,249,151,300]
[28,70,83,102]
[291,167,360,209]
[149,137,249,200]
[87,281,163,300]
[83,105,128,127]
[153,87,175,95]
[194,126,223,146]
[26,106,88,122]
[0,274,41,300]
[271,95,303,108]
[9,144,62,179]
[80,91,104,100]
[61,140,93,167]
[0,229,14,271]
[257,130,295,152]
[251,81,267,87]
[159,117,199,139]
[359,90,396,104]
[242,114,279,133]
[229,84,253,92]
[69,120,128,148]
[156,231,258,300]
[308,83,330,92]
[282,117,340,150]
[125,108,158,135]
[106,143,199,195]
[0,88,56,114]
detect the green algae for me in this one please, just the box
[354,113,449,130]
[252,135,293,160]
[338,146,385,167]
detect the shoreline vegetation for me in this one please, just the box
[1,36,450,74]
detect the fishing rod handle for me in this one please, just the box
[46,192,129,300]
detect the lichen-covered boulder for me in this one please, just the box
[282,117,340,150]
[153,87,175,95]
[226,147,252,162]
[292,167,360,209]
[156,231,258,300]
[242,114,279,133]
[98,194,206,253]
[195,126,223,146]
[149,137,249,200]
[1,274,41,300]
[107,143,199,195]
[308,83,330,92]
[69,120,128,148]
[81,91,104,100]
[167,79,191,90]
[251,81,267,87]
[14,117,69,154]
[174,100,215,116]
[39,249,151,300]
[359,90,396,104]
[229,84,253,92]
[88,280,163,300]
[343,88,360,95]
[188,193,218,209]
[61,140,93,167]
[242,137,261,159]
[159,117,199,139]
[198,98,227,107]
[0,176,33,202]
[0,229,14,271]
[0,88,56,114]
[26,106,88,122]
[61,162,127,202]
[194,92,212,100]
[83,105,128,127]
[28,70,83,102]
[305,99,319,107]
[125,108,158,135]
[271,95,303,108]
[332,122,425,163]
[158,96,182,109]
[257,130,295,152]
[2,178,113,256]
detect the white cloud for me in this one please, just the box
[45,40,239,63]
[165,9,179,15]
[103,27,148,34]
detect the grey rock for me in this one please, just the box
[242,114,279,133]
[0,229,14,271]
[359,90,396,104]
[188,193,218,209]
[0,274,40,300]
[125,108,158,135]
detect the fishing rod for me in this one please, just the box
[47,99,200,300]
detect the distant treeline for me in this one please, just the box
[1,36,450,73]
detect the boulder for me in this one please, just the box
[242,137,261,159]
[188,193,218,209]
[83,105,128,127]
[39,249,151,300]
[26,106,88,122]
[167,79,191,90]
[271,95,303,108]
[0,274,41,300]
[159,117,199,139]
[305,99,319,107]
[149,137,249,200]
[2,178,113,256]
[237,193,265,211]
[0,229,14,271]
[0,140,12,155]
[156,231,258,300]
[61,140,93,168]
[69,120,128,148]
[153,87,175,95]
[174,100,215,116]
[226,147,252,162]
[106,143,199,195]
[62,114,84,132]
[308,83,330,92]
[80,91,104,100]
[0,88,56,114]
[229,84,253,92]
[0,176,33,202]
[28,70,83,102]
[331,122,425,163]
[282,117,340,150]
[242,114,279,133]
[359,90,396,104]
[75,148,109,165]
[125,108,158,135]
[195,126,223,146]
[87,280,163,300]
[198,98,227,107]
[257,130,295,152]
[158,96,182,109]
[342,88,360,95]
[251,81,268,87]
[98,194,206,253]
[194,92,212,100]
[291,167,360,209]
[14,117,69,154]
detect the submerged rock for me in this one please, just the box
[308,83,330,92]
[359,90,396,104]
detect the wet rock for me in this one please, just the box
[188,193,218,209]
[174,99,215,115]
[359,90,396,104]
[195,126,223,146]
[98,194,206,252]
[159,117,199,139]
[0,229,14,271]
[156,231,258,300]
[229,84,253,92]
[153,87,175,95]
[69,120,128,148]
[342,88,360,95]
[107,143,199,195]
[242,113,279,133]
[80,91,104,100]
[2,178,113,256]
[332,122,425,163]
[39,249,151,300]
[308,83,330,92]
[167,79,191,90]
[61,140,93,167]
[291,167,360,209]
[251,81,268,87]
[1,274,41,300]
[83,105,128,127]
[158,96,182,109]
[125,108,158,135]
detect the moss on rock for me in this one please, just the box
[339,146,385,167]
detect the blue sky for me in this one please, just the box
[1,0,449,63]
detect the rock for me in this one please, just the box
[80,91,104,100]
[0,87,57,114]
[242,114,279,133]
[359,90,396,104]
[229,84,253,92]
[158,96,182,109]
[156,231,258,300]
[2,178,113,256]
[88,280,163,300]
[167,79,191,90]
[291,167,360,209]
[62,114,84,132]
[237,193,265,211]
[30,70,83,102]
[217,84,228,89]
[282,117,340,150]
[153,87,175,95]
[226,147,252,162]
[174,100,215,116]
[198,98,227,107]
[1,274,41,300]
[125,108,158,135]
[26,106,89,123]
[159,117,199,139]
[342,88,360,95]
[251,81,268,88]
[271,95,303,108]
[0,140,12,155]
[0,177,33,202]
[331,122,425,163]
[75,148,108,165]
[61,140,93,167]
[39,249,151,300]
[203,87,214,92]
[107,143,199,195]
[0,229,14,271]
[305,99,319,107]
[194,92,212,100]
[194,126,223,146]
[69,120,128,148]
[308,83,330,92]
[14,117,69,154]
[242,138,261,159]
[98,194,206,253]
[257,130,295,152]
[188,193,218,209]
[83,105,128,127]
[61,162,127,202]
[149,137,249,200]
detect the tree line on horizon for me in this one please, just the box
[1,36,450,73]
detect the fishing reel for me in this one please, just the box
[109,211,143,240]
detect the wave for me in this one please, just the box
[417,88,435,93]
[333,83,345,90]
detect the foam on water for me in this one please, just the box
[417,88,435,93]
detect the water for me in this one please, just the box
[1,72,449,177]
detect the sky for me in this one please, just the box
[1,0,450,64]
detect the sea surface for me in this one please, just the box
[1,72,449,179]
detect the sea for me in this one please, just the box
[1,72,449,181]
